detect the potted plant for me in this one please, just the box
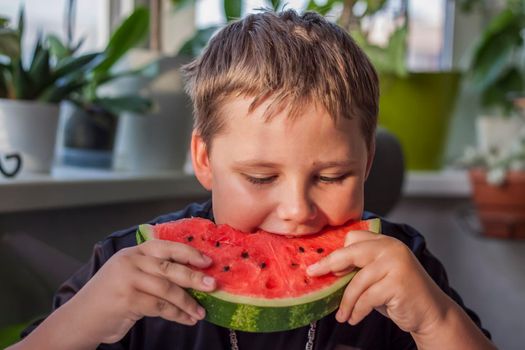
[458,118,525,239]
[333,0,462,170]
[467,1,525,156]
[458,1,525,239]
[0,9,99,173]
[57,6,153,169]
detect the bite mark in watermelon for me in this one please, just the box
[136,217,381,332]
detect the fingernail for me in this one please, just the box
[202,255,212,264]
[189,317,198,324]
[203,276,215,286]
[306,263,319,275]
[197,306,206,318]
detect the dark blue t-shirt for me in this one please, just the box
[23,200,490,349]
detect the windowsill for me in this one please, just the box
[402,169,471,197]
[1,167,471,213]
[0,166,208,213]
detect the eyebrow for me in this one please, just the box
[232,160,358,169]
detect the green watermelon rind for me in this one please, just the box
[135,218,381,332]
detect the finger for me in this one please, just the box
[349,279,390,325]
[344,230,382,247]
[134,254,216,292]
[131,270,206,321]
[336,264,387,323]
[132,291,198,326]
[137,239,212,268]
[307,239,384,276]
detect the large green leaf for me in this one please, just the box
[470,8,523,92]
[92,6,150,77]
[224,0,242,21]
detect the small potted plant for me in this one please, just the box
[458,117,525,238]
[0,9,99,173]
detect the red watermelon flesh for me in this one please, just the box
[146,217,375,299]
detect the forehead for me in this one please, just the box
[210,95,367,162]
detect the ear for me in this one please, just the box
[364,137,376,180]
[191,132,213,191]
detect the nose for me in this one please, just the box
[276,182,317,224]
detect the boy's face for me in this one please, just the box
[191,96,374,236]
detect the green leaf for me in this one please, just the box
[480,66,524,113]
[92,95,152,115]
[0,29,20,59]
[178,26,219,57]
[47,34,70,61]
[224,0,242,22]
[38,75,85,103]
[270,0,282,12]
[17,7,24,44]
[93,7,150,77]
[52,52,101,81]
[12,58,31,99]
[28,40,52,95]
[469,9,523,92]
[307,0,341,16]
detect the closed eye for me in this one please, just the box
[244,174,278,185]
[317,173,351,184]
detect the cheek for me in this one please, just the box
[318,180,365,225]
[211,174,272,231]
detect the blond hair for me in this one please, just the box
[182,10,379,149]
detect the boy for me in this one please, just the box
[11,10,495,350]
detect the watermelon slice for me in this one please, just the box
[136,217,381,332]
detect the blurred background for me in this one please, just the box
[0,0,524,349]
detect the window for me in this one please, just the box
[0,0,109,60]
[195,0,455,71]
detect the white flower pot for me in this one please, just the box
[110,53,193,172]
[0,99,59,173]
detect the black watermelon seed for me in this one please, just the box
[223,266,230,272]
[241,251,249,259]
[298,246,305,253]
[291,262,299,268]
[260,262,267,269]
[215,242,221,247]
[186,236,194,242]
[316,248,324,254]
[304,278,310,284]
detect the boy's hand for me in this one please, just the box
[306,231,452,335]
[69,240,216,345]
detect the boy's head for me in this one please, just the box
[183,10,379,234]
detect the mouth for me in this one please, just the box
[260,227,324,237]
